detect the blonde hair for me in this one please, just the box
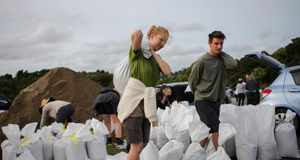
[249,74,255,80]
[147,25,169,42]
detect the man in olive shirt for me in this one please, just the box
[189,31,237,151]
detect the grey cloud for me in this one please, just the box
[259,30,272,39]
[226,44,254,59]
[50,14,87,26]
[162,43,205,56]
[167,22,206,32]
[0,23,72,60]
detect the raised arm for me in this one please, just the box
[151,50,171,75]
[218,52,237,69]
[131,30,143,52]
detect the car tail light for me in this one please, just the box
[261,89,272,101]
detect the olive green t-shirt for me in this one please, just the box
[188,52,237,102]
[129,46,160,87]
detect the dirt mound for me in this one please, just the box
[0,67,103,145]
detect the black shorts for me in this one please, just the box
[95,102,114,114]
[195,99,221,133]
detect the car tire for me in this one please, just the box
[275,108,299,136]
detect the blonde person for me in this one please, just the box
[117,26,171,160]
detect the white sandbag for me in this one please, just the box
[140,141,159,160]
[1,124,35,160]
[149,125,158,146]
[20,122,43,160]
[205,134,216,157]
[184,106,200,122]
[41,125,57,160]
[160,107,171,127]
[87,136,106,160]
[54,139,66,160]
[256,105,280,160]
[175,110,193,153]
[51,122,66,139]
[113,56,130,94]
[219,104,236,157]
[206,123,236,160]
[276,109,300,158]
[157,126,168,147]
[159,123,184,160]
[182,121,210,160]
[157,108,165,125]
[62,122,93,160]
[25,139,43,160]
[105,151,128,160]
[87,118,108,160]
[235,105,258,160]
[113,41,153,95]
[12,146,36,160]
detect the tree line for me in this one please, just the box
[1,37,299,101]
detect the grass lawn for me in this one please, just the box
[107,145,128,155]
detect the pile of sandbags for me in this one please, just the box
[2,102,299,160]
[1,118,127,160]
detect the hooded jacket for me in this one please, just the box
[92,87,120,118]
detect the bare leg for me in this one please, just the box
[127,142,144,160]
[101,114,111,138]
[212,132,219,151]
[110,114,122,138]
[199,137,208,148]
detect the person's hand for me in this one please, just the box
[178,101,183,104]
[149,43,154,54]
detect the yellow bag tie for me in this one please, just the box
[68,135,83,149]
[18,141,31,147]
[47,134,52,141]
[62,126,66,130]
[24,137,31,141]
[92,131,95,135]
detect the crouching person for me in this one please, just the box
[39,97,75,129]
[92,87,125,149]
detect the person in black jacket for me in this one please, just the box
[160,84,195,107]
[245,74,260,105]
[92,87,125,149]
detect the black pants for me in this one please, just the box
[247,93,259,105]
[238,93,245,106]
[195,99,221,133]
[56,104,75,123]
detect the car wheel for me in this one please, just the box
[275,108,299,135]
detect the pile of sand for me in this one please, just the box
[0,67,104,146]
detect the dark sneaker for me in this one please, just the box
[106,138,112,146]
[116,140,126,149]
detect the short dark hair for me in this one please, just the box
[161,85,170,91]
[208,31,226,43]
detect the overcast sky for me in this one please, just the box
[1,0,299,76]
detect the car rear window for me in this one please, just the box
[290,69,300,85]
